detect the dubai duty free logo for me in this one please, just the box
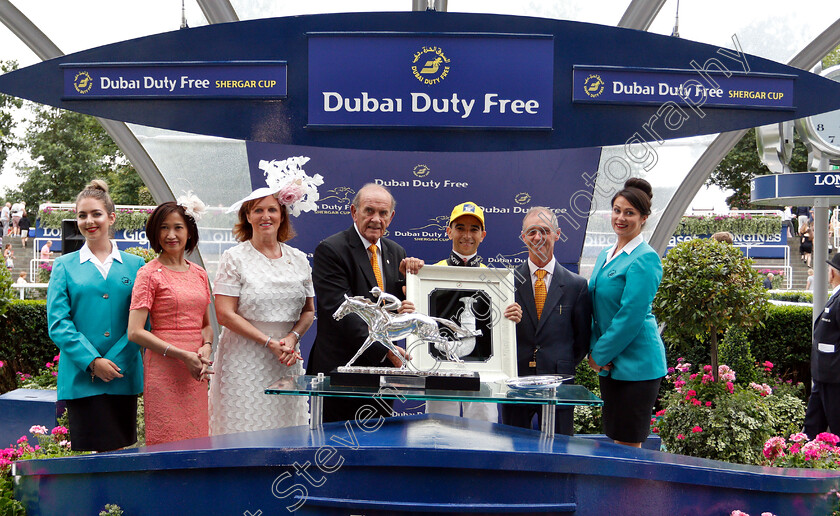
[73,71,93,94]
[514,192,532,205]
[583,74,604,98]
[413,164,431,178]
[411,46,451,85]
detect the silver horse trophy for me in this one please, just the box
[333,287,482,369]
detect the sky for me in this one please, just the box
[2,0,839,210]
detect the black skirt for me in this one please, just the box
[599,375,662,443]
[65,394,138,452]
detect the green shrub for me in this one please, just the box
[0,264,13,319]
[768,291,813,303]
[719,327,759,386]
[0,301,54,394]
[674,214,781,237]
[39,207,153,232]
[745,304,812,386]
[654,359,803,465]
[124,246,157,263]
[574,361,602,434]
[655,238,767,380]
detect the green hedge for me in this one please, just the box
[0,300,55,393]
[39,207,153,232]
[663,303,812,388]
[745,304,812,386]
[674,214,781,237]
[768,291,814,304]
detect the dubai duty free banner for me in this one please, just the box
[244,142,602,273]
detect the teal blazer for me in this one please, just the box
[47,250,145,401]
[589,241,667,382]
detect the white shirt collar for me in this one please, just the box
[353,223,380,252]
[452,250,477,262]
[528,255,556,277]
[605,233,645,264]
[79,240,123,264]
[831,283,840,299]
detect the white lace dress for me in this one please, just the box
[208,241,312,435]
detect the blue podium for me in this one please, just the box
[13,414,840,515]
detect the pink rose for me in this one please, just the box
[276,184,304,205]
[677,434,685,440]
[692,426,703,433]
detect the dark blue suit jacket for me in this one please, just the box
[513,260,592,377]
[812,289,840,383]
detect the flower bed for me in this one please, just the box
[674,214,782,237]
[1,423,79,514]
[653,359,805,465]
[38,206,154,232]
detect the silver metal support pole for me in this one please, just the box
[541,404,555,438]
[814,155,832,323]
[412,0,447,11]
[310,395,323,429]
[814,198,829,323]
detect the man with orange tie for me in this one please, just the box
[500,206,592,435]
[310,183,423,422]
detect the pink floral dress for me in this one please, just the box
[130,258,211,445]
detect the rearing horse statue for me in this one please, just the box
[333,288,482,368]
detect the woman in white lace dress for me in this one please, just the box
[208,157,322,434]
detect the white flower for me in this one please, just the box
[29,425,48,435]
[176,191,207,222]
[258,156,324,217]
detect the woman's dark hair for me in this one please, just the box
[232,196,296,243]
[611,177,653,217]
[145,202,199,254]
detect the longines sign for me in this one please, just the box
[307,33,554,129]
[752,172,840,203]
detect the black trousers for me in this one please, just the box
[501,404,574,436]
[804,381,840,439]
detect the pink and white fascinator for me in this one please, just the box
[227,156,324,217]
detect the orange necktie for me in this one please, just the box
[535,269,547,319]
[369,244,384,290]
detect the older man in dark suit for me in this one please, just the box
[309,183,422,423]
[501,206,592,435]
[804,254,840,439]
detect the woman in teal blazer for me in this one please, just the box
[47,180,145,452]
[589,178,667,448]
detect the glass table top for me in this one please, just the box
[266,375,603,406]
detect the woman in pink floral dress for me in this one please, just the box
[128,196,213,445]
